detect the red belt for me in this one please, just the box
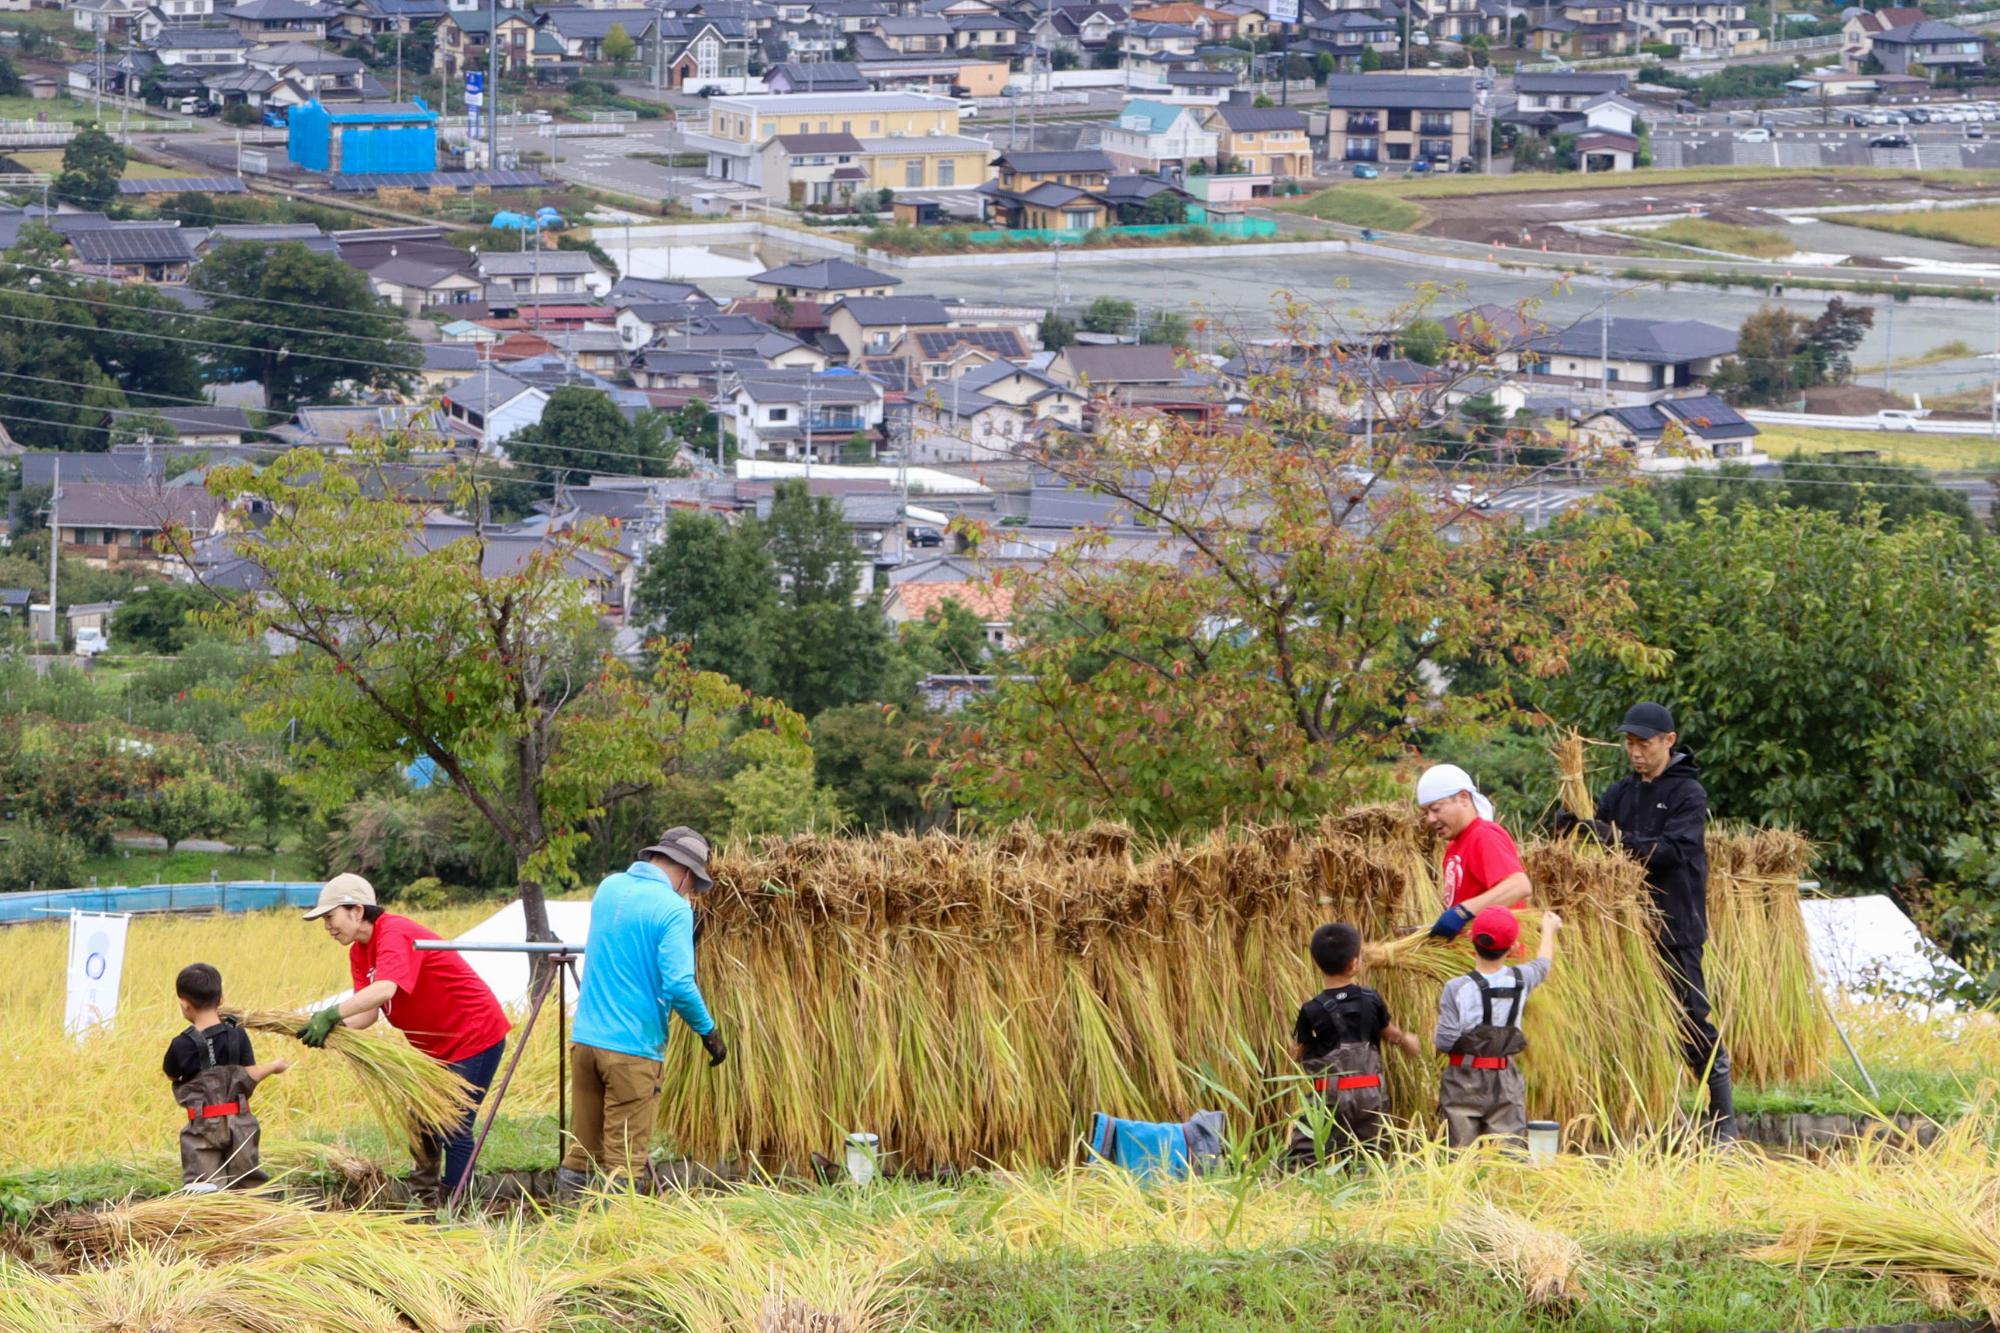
[187,1102,241,1121]
[1312,1073,1382,1092]
[1448,1055,1509,1070]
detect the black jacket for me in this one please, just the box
[1596,748,1709,948]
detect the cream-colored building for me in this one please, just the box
[1324,74,1476,170]
[689,90,994,199]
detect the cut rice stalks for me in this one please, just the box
[1445,1201,1588,1310]
[231,1008,476,1144]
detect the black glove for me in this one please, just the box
[701,1030,728,1068]
[1551,809,1580,835]
[1429,904,1474,940]
[1582,819,1615,844]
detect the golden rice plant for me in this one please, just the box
[1445,1201,1588,1309]
[1704,825,1828,1085]
[233,1008,477,1145]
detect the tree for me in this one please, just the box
[760,480,890,717]
[0,55,22,98]
[1534,502,2000,891]
[1708,305,1814,406]
[191,242,418,410]
[601,21,636,66]
[813,703,950,831]
[881,597,988,703]
[114,583,216,655]
[1511,134,1554,171]
[1360,46,1384,71]
[1080,295,1137,335]
[633,510,778,693]
[840,431,874,464]
[721,722,843,837]
[945,301,1655,832]
[1400,317,1449,365]
[505,385,683,484]
[1253,92,1275,108]
[1141,309,1190,347]
[126,771,251,853]
[54,124,124,211]
[1136,191,1188,225]
[1039,312,1078,351]
[167,443,799,942]
[1315,51,1336,81]
[1801,296,1873,384]
[221,103,261,127]
[1051,44,1079,70]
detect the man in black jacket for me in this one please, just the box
[1557,701,1736,1139]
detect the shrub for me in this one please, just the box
[315,790,510,891]
[0,820,84,891]
[124,771,249,854]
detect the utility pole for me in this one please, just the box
[1990,296,1998,441]
[486,0,500,168]
[396,32,403,103]
[1881,299,1895,394]
[45,458,59,652]
[95,32,104,120]
[1599,295,1611,409]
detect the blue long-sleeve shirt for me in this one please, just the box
[572,860,714,1060]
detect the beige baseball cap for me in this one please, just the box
[302,873,377,921]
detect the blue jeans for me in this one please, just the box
[421,1038,506,1193]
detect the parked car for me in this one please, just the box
[1907,107,1932,123]
[906,525,945,548]
[1734,127,1771,143]
[1350,162,1379,178]
[1869,133,1912,148]
[1448,483,1492,510]
[1968,121,1986,139]
[1411,158,1433,173]
[73,627,107,658]
[695,84,724,97]
[521,108,552,124]
[1456,156,1476,173]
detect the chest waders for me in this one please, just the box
[1286,998,1389,1168]
[172,1031,266,1189]
[1438,968,1531,1149]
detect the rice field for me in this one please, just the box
[1832,204,2000,249]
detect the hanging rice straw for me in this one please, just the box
[231,1009,476,1144]
[1551,728,1595,824]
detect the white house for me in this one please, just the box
[476,250,610,301]
[1099,97,1219,174]
[442,365,550,451]
[724,367,884,463]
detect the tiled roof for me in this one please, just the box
[886,579,1013,621]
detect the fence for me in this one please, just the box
[1744,409,1999,435]
[0,881,325,927]
[967,218,1279,245]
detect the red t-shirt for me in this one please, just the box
[1441,817,1525,909]
[349,913,511,1063]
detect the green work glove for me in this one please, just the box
[297,1005,343,1048]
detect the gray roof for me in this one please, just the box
[444,365,538,413]
[20,451,160,489]
[1523,317,1736,364]
[1059,342,1181,384]
[370,256,474,288]
[1873,18,1980,41]
[753,257,899,291]
[1324,73,1478,111]
[103,404,256,437]
[535,6,656,38]
[67,225,196,265]
[832,295,952,326]
[877,14,952,32]
[54,482,223,531]
[149,26,252,47]
[607,276,715,305]
[477,250,601,276]
[1514,71,1629,93]
[767,60,869,89]
[1210,103,1307,131]
[732,368,882,404]
[773,131,866,153]
[223,0,331,18]
[420,343,481,373]
[993,149,1114,173]
[956,359,1068,395]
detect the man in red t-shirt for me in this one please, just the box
[1416,764,1534,940]
[298,874,511,1206]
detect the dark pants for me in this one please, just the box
[1659,943,1725,1076]
[416,1038,506,1197]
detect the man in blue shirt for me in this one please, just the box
[557,826,727,1194]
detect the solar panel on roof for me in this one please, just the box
[327,169,549,193]
[116,177,249,195]
[71,228,194,263]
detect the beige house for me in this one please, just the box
[751,258,901,302]
[1324,74,1476,170]
[690,91,993,196]
[1205,102,1311,179]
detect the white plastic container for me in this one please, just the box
[844,1132,880,1185]
[1526,1120,1560,1166]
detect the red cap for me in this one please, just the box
[1469,906,1521,953]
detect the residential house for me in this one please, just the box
[1518,317,1737,394]
[534,7,658,62]
[250,45,378,99]
[655,16,753,89]
[947,9,1023,52]
[1100,98,1219,173]
[101,405,258,446]
[763,59,871,90]
[827,294,954,359]
[368,254,485,310]
[337,0,450,38]
[977,148,1115,228]
[1574,393,1761,469]
[20,452,162,491]
[952,358,1084,427]
[882,578,1015,649]
[1038,1,1126,54]
[203,65,305,108]
[1506,70,1628,136]
[725,368,886,462]
[689,90,991,194]
[757,131,877,207]
[443,365,550,449]
[55,483,227,571]
[1324,73,1476,168]
[1118,20,1202,72]
[1629,0,1758,55]
[1205,100,1309,179]
[433,7,541,76]
[196,222,340,256]
[1427,0,1509,42]
[147,26,252,69]
[416,342,482,391]
[270,403,455,447]
[753,258,902,301]
[1130,3,1237,38]
[811,0,892,34]
[71,0,151,35]
[67,49,159,96]
[906,385,1036,462]
[1528,0,1636,57]
[66,223,198,283]
[476,249,609,300]
[1868,20,1986,79]
[1576,129,1639,171]
[873,13,954,51]
[1049,342,1183,392]
[894,326,1030,383]
[1841,4,1924,71]
[1162,66,1239,98]
[1298,9,1399,69]
[221,0,333,39]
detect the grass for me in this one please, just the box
[1632,219,1800,260]
[1612,263,1997,302]
[1758,426,2000,472]
[1394,164,2000,200]
[3,150,190,179]
[1852,338,1979,377]
[1282,186,1429,232]
[75,845,318,888]
[0,95,127,126]
[1831,204,2000,248]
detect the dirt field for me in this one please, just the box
[1419,172,1995,253]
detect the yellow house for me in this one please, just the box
[1205,103,1311,179]
[978,148,1119,228]
[693,90,995,197]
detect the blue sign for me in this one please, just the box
[464,71,484,94]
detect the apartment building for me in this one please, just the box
[689,91,992,195]
[1324,74,1476,168]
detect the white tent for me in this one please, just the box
[1799,893,1961,1001]
[449,899,593,1011]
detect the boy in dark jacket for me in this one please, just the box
[164,963,288,1191]
[1557,701,1735,1139]
[1286,922,1422,1167]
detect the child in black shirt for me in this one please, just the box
[1287,922,1421,1167]
[164,963,287,1191]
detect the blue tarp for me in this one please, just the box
[1087,1110,1226,1180]
[0,882,324,926]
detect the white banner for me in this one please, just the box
[1269,0,1300,23]
[64,910,130,1039]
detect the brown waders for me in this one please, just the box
[1287,1041,1388,1167]
[1438,968,1530,1149]
[173,1065,267,1189]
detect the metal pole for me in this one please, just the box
[46,459,58,652]
[1280,21,1290,106]
[1600,295,1610,408]
[1990,296,1998,440]
[396,32,403,103]
[1881,300,1894,393]
[486,0,499,167]
[444,949,570,1213]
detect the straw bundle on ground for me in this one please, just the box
[232,1009,476,1144]
[1704,826,1828,1085]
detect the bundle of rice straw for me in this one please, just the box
[232,1009,476,1144]
[1704,826,1827,1084]
[1446,1202,1588,1309]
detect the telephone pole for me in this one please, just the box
[45,458,59,652]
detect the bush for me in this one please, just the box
[219,103,260,127]
[0,820,84,891]
[314,790,511,892]
[124,771,249,853]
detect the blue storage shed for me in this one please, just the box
[287,97,438,176]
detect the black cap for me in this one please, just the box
[1618,702,1676,739]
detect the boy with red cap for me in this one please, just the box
[1432,905,1562,1148]
[1415,764,1533,941]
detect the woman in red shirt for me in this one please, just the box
[297,874,511,1207]
[1415,764,1534,939]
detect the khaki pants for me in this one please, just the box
[561,1043,663,1183]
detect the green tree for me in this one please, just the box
[1080,295,1137,335]
[1534,502,2000,890]
[1708,305,1814,406]
[1315,51,1335,81]
[1039,312,1077,351]
[1400,317,1449,366]
[126,771,250,853]
[167,442,800,941]
[54,124,125,211]
[721,722,843,837]
[760,480,890,717]
[113,583,216,655]
[1253,92,1275,108]
[840,431,874,464]
[1801,296,1873,384]
[1135,191,1188,225]
[244,764,302,854]
[1360,46,1383,71]
[0,55,22,98]
[1051,44,1079,70]
[881,597,988,702]
[812,703,950,831]
[190,241,419,410]
[1142,310,1190,346]
[505,385,683,484]
[601,21,636,65]
[633,510,778,693]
